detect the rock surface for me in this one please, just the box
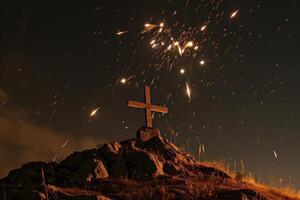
[0,130,296,200]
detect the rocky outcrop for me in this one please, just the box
[0,129,296,200]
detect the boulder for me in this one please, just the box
[125,150,163,180]
[136,127,161,142]
[1,162,57,188]
[138,135,196,164]
[67,158,108,187]
[60,149,108,187]
[99,142,128,178]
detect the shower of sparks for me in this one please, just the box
[1,0,298,192]
[90,107,100,117]
[116,30,128,35]
[230,10,239,18]
[143,23,160,33]
[273,150,278,159]
[186,82,191,99]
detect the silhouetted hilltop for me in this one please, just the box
[0,128,297,200]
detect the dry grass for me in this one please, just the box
[202,159,300,199]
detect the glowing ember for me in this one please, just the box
[185,41,193,48]
[200,60,205,66]
[116,31,128,35]
[167,44,172,50]
[120,78,127,84]
[150,39,156,45]
[273,150,278,159]
[200,25,207,31]
[186,82,191,99]
[143,23,158,33]
[90,107,100,117]
[230,10,239,18]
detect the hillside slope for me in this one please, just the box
[0,129,297,200]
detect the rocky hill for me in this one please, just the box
[0,128,297,200]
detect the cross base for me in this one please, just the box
[136,127,161,142]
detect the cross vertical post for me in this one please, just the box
[128,86,168,128]
[145,86,153,128]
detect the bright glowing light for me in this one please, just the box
[159,22,164,27]
[186,82,191,99]
[177,45,182,56]
[200,60,205,66]
[167,44,172,50]
[143,23,157,33]
[180,68,185,74]
[230,10,239,18]
[90,107,100,117]
[185,41,193,48]
[116,31,128,35]
[200,25,207,31]
[120,78,127,84]
[273,150,278,159]
[194,46,199,50]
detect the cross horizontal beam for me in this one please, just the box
[128,100,168,113]
[127,86,168,128]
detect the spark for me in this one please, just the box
[173,42,183,55]
[194,46,199,50]
[167,44,172,50]
[180,68,185,74]
[61,139,69,148]
[151,43,157,48]
[230,10,239,18]
[184,41,193,48]
[116,30,128,35]
[273,150,278,159]
[143,23,158,33]
[186,82,191,99]
[182,41,194,53]
[158,22,164,32]
[178,45,183,55]
[200,60,205,66]
[52,139,69,162]
[200,25,207,31]
[120,78,127,84]
[90,107,100,117]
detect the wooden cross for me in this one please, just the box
[128,86,168,128]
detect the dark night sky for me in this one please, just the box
[1,0,300,189]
